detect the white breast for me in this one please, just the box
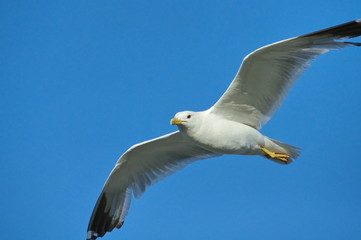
[183,113,265,155]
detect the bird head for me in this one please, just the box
[170,111,197,128]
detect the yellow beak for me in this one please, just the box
[170,118,187,125]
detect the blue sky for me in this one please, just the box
[1,1,361,240]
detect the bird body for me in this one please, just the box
[173,110,282,156]
[86,19,361,240]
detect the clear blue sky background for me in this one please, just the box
[1,1,361,240]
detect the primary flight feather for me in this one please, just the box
[87,19,361,239]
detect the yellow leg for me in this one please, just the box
[259,145,290,164]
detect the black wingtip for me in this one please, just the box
[86,192,106,240]
[299,19,361,39]
[86,192,112,240]
[86,230,98,240]
[344,41,361,46]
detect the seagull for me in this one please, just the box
[87,19,361,239]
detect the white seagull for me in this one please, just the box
[87,19,361,239]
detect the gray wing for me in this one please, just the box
[86,131,220,239]
[210,19,361,129]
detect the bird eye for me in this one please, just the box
[187,115,191,119]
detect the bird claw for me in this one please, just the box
[259,145,290,164]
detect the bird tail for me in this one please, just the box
[264,137,300,164]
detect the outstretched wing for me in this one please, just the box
[210,19,361,129]
[87,131,220,239]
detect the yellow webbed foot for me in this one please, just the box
[259,145,290,164]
